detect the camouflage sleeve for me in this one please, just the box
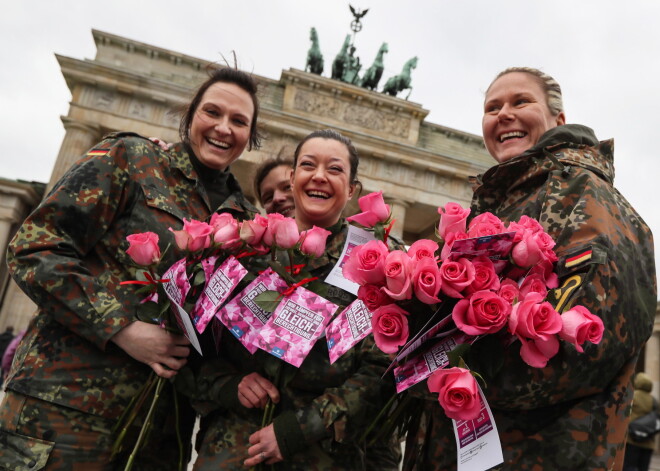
[281,335,394,450]
[489,167,657,408]
[6,138,133,349]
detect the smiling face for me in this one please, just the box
[189,82,254,170]
[483,72,565,163]
[260,164,295,216]
[291,137,355,231]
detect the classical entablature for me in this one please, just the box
[52,29,493,242]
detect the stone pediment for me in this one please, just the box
[280,68,428,145]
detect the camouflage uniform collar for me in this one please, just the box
[477,124,615,191]
[168,142,258,216]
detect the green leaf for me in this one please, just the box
[192,268,206,287]
[374,225,385,242]
[136,301,161,323]
[253,290,282,313]
[447,343,471,368]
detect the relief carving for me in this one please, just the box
[129,100,151,120]
[293,89,341,119]
[344,104,409,138]
[95,91,116,110]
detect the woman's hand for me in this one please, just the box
[111,321,190,378]
[244,424,284,467]
[237,372,280,409]
[148,137,173,151]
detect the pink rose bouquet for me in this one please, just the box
[341,194,604,424]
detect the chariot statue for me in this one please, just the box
[382,56,418,99]
[359,42,388,90]
[305,27,324,75]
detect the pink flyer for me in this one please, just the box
[162,258,190,307]
[449,232,516,261]
[326,299,373,364]
[191,256,247,334]
[393,331,475,393]
[217,268,289,354]
[256,286,338,367]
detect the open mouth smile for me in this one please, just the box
[499,131,527,142]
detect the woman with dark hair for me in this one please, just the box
[192,129,401,470]
[403,67,656,470]
[254,150,295,216]
[0,66,261,469]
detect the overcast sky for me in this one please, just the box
[2,0,659,291]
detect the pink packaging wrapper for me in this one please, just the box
[393,331,475,393]
[326,299,373,364]
[256,286,338,367]
[191,255,247,334]
[217,268,289,354]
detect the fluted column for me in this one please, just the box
[385,198,410,241]
[645,325,660,399]
[47,117,101,192]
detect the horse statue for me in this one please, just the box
[305,27,324,75]
[331,35,351,81]
[359,42,388,90]
[382,56,418,99]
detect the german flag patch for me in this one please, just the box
[87,148,108,157]
[565,248,592,268]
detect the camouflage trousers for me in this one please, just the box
[0,391,191,471]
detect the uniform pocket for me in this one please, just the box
[141,182,188,223]
[0,429,54,471]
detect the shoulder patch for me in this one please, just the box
[564,247,592,269]
[86,148,109,157]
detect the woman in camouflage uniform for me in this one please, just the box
[0,67,261,470]
[192,129,401,470]
[403,68,656,470]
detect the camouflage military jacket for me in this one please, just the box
[5,133,257,420]
[192,221,400,470]
[403,124,657,471]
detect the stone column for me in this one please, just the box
[385,198,409,241]
[644,327,660,400]
[47,117,101,192]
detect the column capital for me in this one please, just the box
[60,115,101,135]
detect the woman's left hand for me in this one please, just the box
[244,424,284,467]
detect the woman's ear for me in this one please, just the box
[555,111,566,126]
[348,182,356,199]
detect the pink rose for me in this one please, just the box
[169,218,213,252]
[382,250,413,301]
[509,293,563,368]
[507,215,544,242]
[427,367,481,421]
[358,284,394,311]
[527,260,559,289]
[408,239,439,262]
[263,214,300,250]
[437,202,470,240]
[346,191,391,228]
[498,278,520,304]
[240,214,268,247]
[210,213,241,249]
[511,230,558,269]
[440,231,469,261]
[452,290,510,335]
[519,273,548,299]
[559,305,604,353]
[299,225,331,258]
[411,257,442,304]
[126,232,161,266]
[342,240,390,286]
[371,303,410,354]
[262,213,285,247]
[467,212,506,238]
[465,256,500,295]
[439,258,475,298]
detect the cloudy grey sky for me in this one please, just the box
[2,0,659,287]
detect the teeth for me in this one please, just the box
[499,131,526,142]
[307,190,330,199]
[207,137,230,149]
